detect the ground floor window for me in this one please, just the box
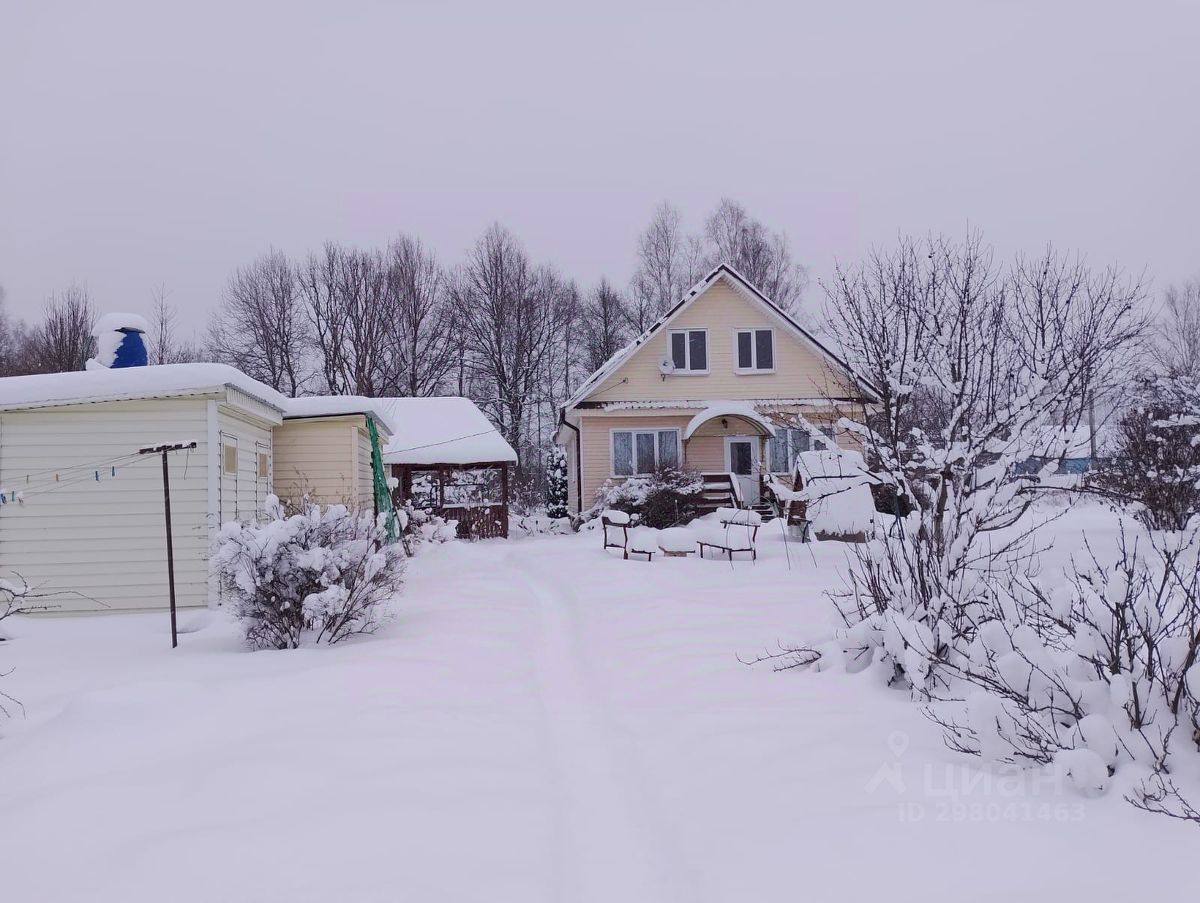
[612,428,680,476]
[768,425,834,472]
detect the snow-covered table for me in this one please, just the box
[626,527,660,561]
[657,527,697,557]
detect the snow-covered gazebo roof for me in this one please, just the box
[378,397,517,467]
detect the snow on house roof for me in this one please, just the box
[562,263,880,411]
[378,397,517,466]
[283,396,396,435]
[682,401,777,440]
[0,363,288,413]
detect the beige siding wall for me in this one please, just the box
[272,416,373,510]
[578,413,691,508]
[0,398,212,613]
[576,407,852,510]
[581,281,855,405]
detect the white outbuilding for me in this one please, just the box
[0,364,287,613]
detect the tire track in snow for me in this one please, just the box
[506,550,700,903]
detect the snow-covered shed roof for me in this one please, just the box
[682,402,777,440]
[0,363,288,414]
[378,397,517,467]
[562,263,880,411]
[283,396,396,436]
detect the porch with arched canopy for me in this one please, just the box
[681,403,776,508]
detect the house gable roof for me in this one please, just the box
[563,263,879,411]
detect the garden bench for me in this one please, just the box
[697,508,762,561]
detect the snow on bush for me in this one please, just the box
[397,503,457,554]
[215,496,404,650]
[917,522,1200,815]
[585,467,703,529]
[545,444,569,520]
[1089,375,1200,531]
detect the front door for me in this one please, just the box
[724,436,760,505]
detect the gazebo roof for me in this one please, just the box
[378,397,518,467]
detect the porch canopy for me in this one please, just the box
[682,401,777,440]
[379,397,518,539]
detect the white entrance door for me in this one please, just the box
[724,436,760,505]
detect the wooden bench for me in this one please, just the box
[696,508,762,561]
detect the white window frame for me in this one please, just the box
[610,428,682,476]
[734,327,776,373]
[768,425,835,473]
[668,328,709,374]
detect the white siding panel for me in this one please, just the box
[217,406,274,524]
[0,399,210,612]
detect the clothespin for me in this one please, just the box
[111,466,116,477]
[95,471,100,481]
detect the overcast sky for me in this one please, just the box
[2,0,1197,338]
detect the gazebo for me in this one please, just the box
[378,397,518,539]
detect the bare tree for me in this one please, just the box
[384,235,455,396]
[580,278,628,373]
[298,243,398,396]
[147,284,178,364]
[30,283,95,373]
[1153,276,1200,379]
[450,224,571,466]
[208,250,309,395]
[819,233,1149,690]
[702,198,808,314]
[626,202,704,333]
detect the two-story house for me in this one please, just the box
[557,264,877,514]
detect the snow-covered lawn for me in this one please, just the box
[1,506,1193,902]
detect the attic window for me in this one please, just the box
[669,329,707,372]
[736,329,774,371]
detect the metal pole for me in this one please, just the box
[162,449,178,648]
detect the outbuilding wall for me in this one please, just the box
[0,398,212,612]
[273,415,376,511]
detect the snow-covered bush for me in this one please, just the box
[545,445,569,520]
[1090,376,1200,531]
[215,496,404,650]
[587,467,703,529]
[397,503,457,554]
[922,522,1200,812]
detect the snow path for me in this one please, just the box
[511,551,698,903]
[2,511,1198,902]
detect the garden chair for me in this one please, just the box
[601,509,633,557]
[697,508,762,561]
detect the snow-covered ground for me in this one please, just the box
[1,504,1193,902]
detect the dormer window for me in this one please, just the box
[669,329,708,372]
[736,328,774,372]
